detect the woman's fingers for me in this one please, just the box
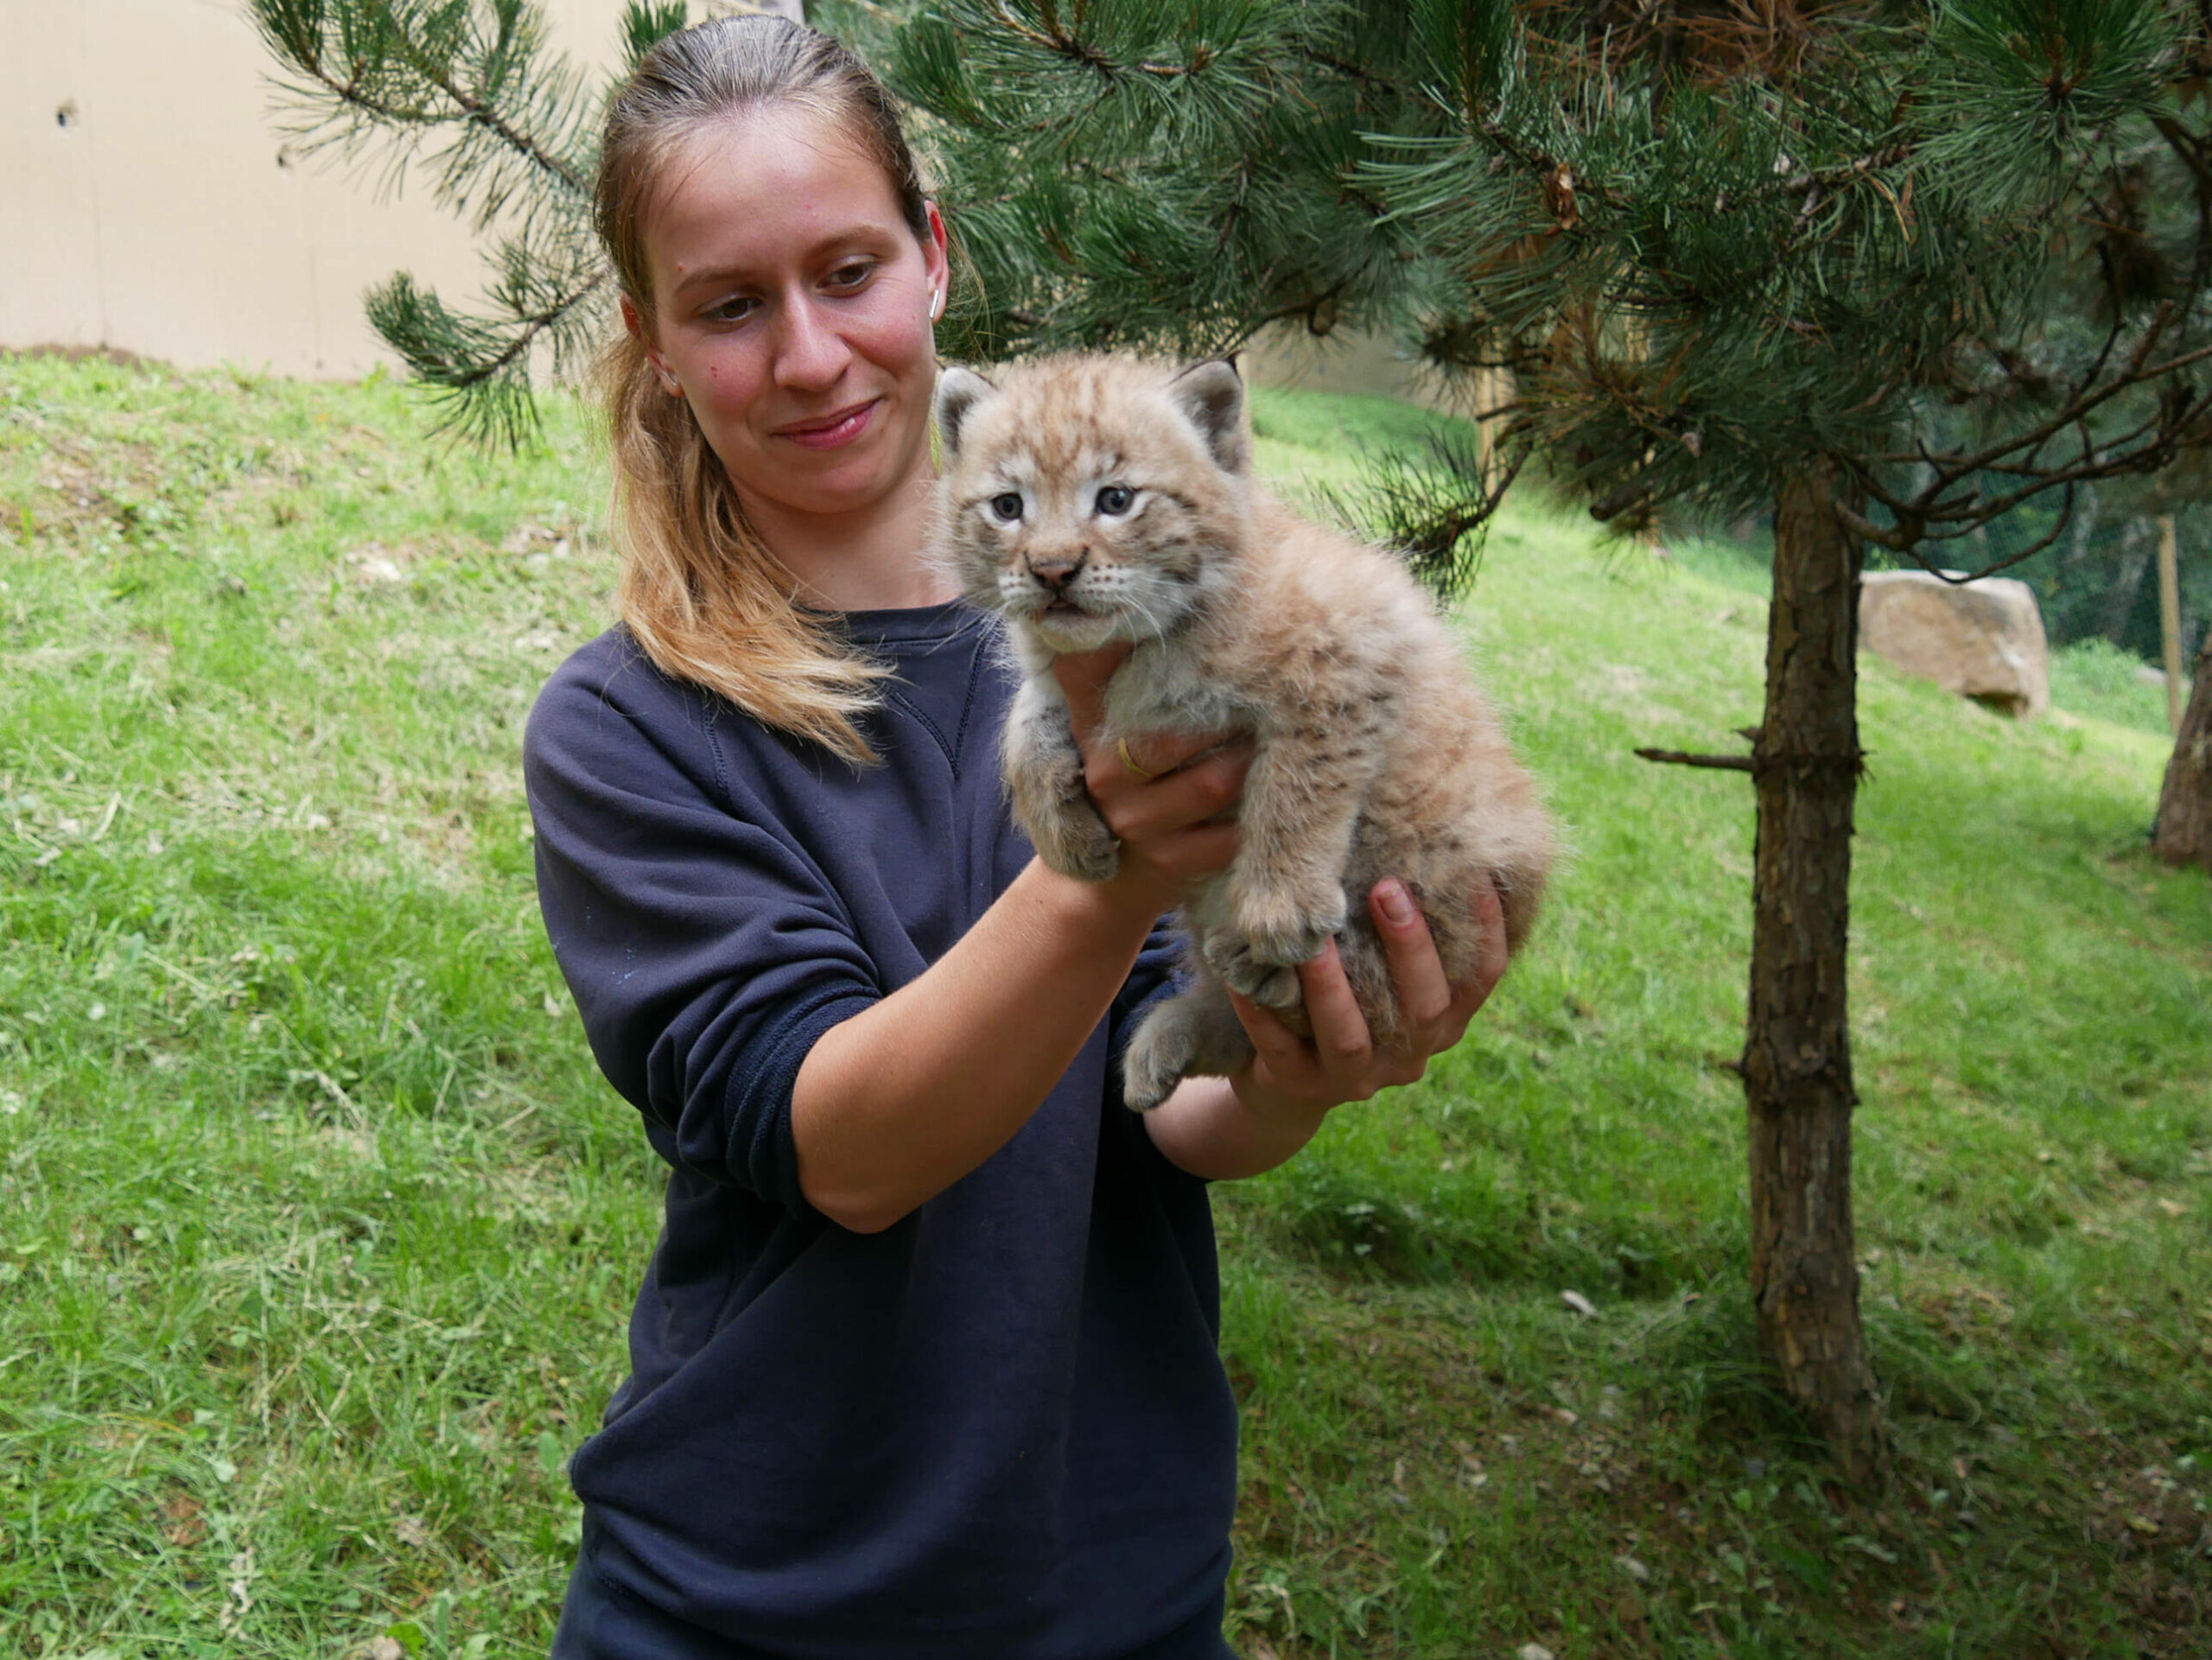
[1155,822,1240,883]
[1084,731,1244,802]
[1372,875,1511,1051]
[1053,647,1229,785]
[1051,644,1130,741]
[1370,879,1454,1031]
[1231,942,1409,1103]
[1052,641,1241,789]
[1085,743,1249,862]
[1227,987,1307,1072]
[1296,940,1376,1075]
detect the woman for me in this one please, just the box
[524,16,1508,1658]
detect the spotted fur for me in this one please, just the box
[933,354,1555,1111]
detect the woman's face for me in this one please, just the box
[626,106,949,550]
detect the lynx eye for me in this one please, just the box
[988,492,1025,524]
[1094,485,1135,517]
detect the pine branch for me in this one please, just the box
[1634,747,1756,771]
[621,1,691,72]
[1844,303,2212,562]
[983,4,1224,84]
[1319,423,1528,600]
[396,32,588,201]
[366,258,609,449]
[250,0,594,227]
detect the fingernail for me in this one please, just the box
[1376,880,1414,925]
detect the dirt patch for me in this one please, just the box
[15,342,157,371]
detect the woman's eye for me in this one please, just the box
[988,493,1024,523]
[826,261,874,290]
[703,296,757,324]
[1095,485,1135,516]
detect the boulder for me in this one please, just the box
[1859,569,2050,718]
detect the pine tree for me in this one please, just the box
[883,0,2212,1482]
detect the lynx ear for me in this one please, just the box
[1168,358,1250,475]
[934,366,998,458]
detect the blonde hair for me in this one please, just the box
[596,15,936,766]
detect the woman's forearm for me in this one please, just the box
[793,654,1251,1234]
[791,857,1164,1232]
[1141,1073,1331,1181]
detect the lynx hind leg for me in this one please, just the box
[1122,977,1255,1112]
[1001,677,1120,882]
[1491,855,1551,956]
[1415,873,1486,989]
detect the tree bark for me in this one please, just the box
[2153,629,2212,871]
[1744,461,1891,1487]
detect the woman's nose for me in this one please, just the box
[772,296,851,391]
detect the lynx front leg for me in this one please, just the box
[1122,976,1255,1112]
[1002,676,1120,881]
[1224,717,1384,971]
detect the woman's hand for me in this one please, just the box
[1229,875,1512,1132]
[1052,646,1248,917]
[1139,876,1512,1181]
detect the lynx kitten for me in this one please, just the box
[934,355,1554,1111]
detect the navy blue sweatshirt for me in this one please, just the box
[522,601,1238,1659]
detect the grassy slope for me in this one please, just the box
[1,354,2205,1659]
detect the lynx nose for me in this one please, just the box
[1027,550,1086,591]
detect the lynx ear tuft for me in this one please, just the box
[934,366,998,457]
[1168,359,1250,474]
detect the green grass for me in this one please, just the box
[2050,636,2189,738]
[3,353,2208,1659]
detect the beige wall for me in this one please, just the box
[3,0,1436,404]
[1240,322,1515,424]
[1242,324,1452,410]
[0,0,639,377]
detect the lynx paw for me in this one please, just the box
[1122,1003,1194,1112]
[1202,932,1306,1010]
[1225,885,1345,976]
[1028,801,1122,883]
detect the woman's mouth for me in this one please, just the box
[775,401,879,450]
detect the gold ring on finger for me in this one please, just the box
[1117,737,1159,781]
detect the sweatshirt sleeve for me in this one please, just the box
[522,646,880,1212]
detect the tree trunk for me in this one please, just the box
[2153,629,2212,871]
[1744,461,1891,1487]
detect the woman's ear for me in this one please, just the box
[622,294,681,395]
[922,201,951,321]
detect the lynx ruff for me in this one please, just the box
[933,355,1555,1112]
